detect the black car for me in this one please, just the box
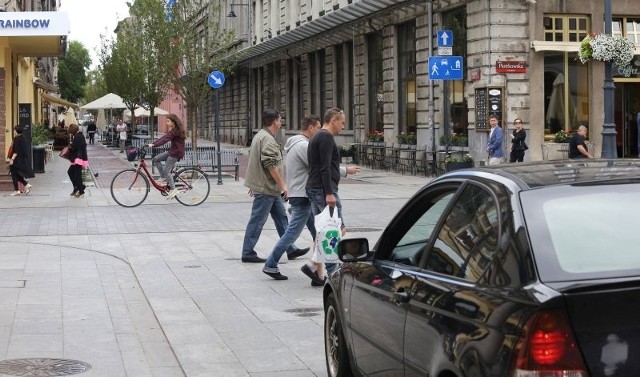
[324,159,640,377]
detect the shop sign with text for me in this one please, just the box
[495,60,527,73]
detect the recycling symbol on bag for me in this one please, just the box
[322,230,341,255]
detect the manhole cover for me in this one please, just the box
[0,358,91,376]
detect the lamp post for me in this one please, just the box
[602,0,617,158]
[227,2,253,146]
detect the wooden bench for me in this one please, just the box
[149,144,240,181]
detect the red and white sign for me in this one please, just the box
[495,60,527,73]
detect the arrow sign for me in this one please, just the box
[437,30,453,47]
[208,71,225,89]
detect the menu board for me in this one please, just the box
[475,88,488,130]
[474,87,503,131]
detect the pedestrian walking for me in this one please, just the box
[262,115,322,280]
[509,117,527,163]
[7,125,34,196]
[302,107,360,285]
[67,123,88,198]
[87,121,97,145]
[241,108,309,264]
[487,115,504,165]
[116,118,127,153]
[569,125,593,159]
[147,114,186,200]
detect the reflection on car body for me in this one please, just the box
[323,159,640,377]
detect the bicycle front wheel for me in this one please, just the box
[173,167,210,206]
[110,169,150,207]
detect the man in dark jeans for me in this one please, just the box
[569,125,593,159]
[303,107,359,285]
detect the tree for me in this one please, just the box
[58,41,91,103]
[84,68,108,104]
[169,0,236,147]
[127,0,179,139]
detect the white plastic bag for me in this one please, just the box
[313,206,342,263]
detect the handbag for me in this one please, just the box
[6,143,13,159]
[59,146,72,160]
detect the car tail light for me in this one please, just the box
[512,310,588,377]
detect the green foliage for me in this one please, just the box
[396,133,417,144]
[83,68,108,104]
[30,123,50,145]
[169,0,237,146]
[554,129,572,143]
[58,41,92,103]
[444,153,474,163]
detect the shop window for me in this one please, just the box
[398,21,416,136]
[612,17,640,44]
[544,52,589,139]
[367,32,384,132]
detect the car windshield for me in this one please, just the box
[521,183,640,282]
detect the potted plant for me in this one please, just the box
[367,130,384,143]
[445,153,474,172]
[30,123,50,173]
[554,129,571,143]
[339,144,355,158]
[397,133,417,145]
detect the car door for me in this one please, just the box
[348,184,459,376]
[403,181,522,376]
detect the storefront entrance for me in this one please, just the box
[614,82,640,157]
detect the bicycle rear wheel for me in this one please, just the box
[110,169,150,207]
[173,167,210,206]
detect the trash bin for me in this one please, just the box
[32,145,45,173]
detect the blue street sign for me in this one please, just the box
[208,71,225,89]
[437,30,453,47]
[428,56,464,80]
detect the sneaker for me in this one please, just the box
[74,191,85,198]
[70,190,78,197]
[23,184,32,195]
[10,191,21,196]
[167,188,179,200]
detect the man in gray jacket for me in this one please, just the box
[262,115,322,280]
[241,108,309,267]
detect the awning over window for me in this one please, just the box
[233,0,423,68]
[530,41,579,52]
[40,92,78,109]
[33,78,58,93]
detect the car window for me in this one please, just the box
[425,183,499,281]
[384,190,456,267]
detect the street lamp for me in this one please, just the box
[602,0,617,158]
[226,1,253,146]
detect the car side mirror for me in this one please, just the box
[338,238,369,262]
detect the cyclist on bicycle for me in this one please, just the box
[148,114,186,199]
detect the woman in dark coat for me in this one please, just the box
[8,124,34,196]
[67,123,88,198]
[509,118,527,163]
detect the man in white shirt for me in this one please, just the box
[116,119,127,153]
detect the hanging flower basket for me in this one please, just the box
[579,33,635,68]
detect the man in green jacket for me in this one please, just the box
[241,108,309,269]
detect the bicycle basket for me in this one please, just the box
[126,147,139,161]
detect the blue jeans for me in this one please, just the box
[241,193,302,259]
[152,151,178,189]
[264,197,316,273]
[307,187,343,274]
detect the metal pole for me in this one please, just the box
[215,90,223,185]
[428,0,436,175]
[602,0,617,158]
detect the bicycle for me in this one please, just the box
[110,146,210,207]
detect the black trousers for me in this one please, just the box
[88,132,95,144]
[68,164,86,193]
[510,149,525,163]
[10,169,27,191]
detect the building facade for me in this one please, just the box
[206,0,639,162]
[1,0,71,182]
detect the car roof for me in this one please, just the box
[441,159,640,189]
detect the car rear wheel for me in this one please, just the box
[325,293,353,377]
